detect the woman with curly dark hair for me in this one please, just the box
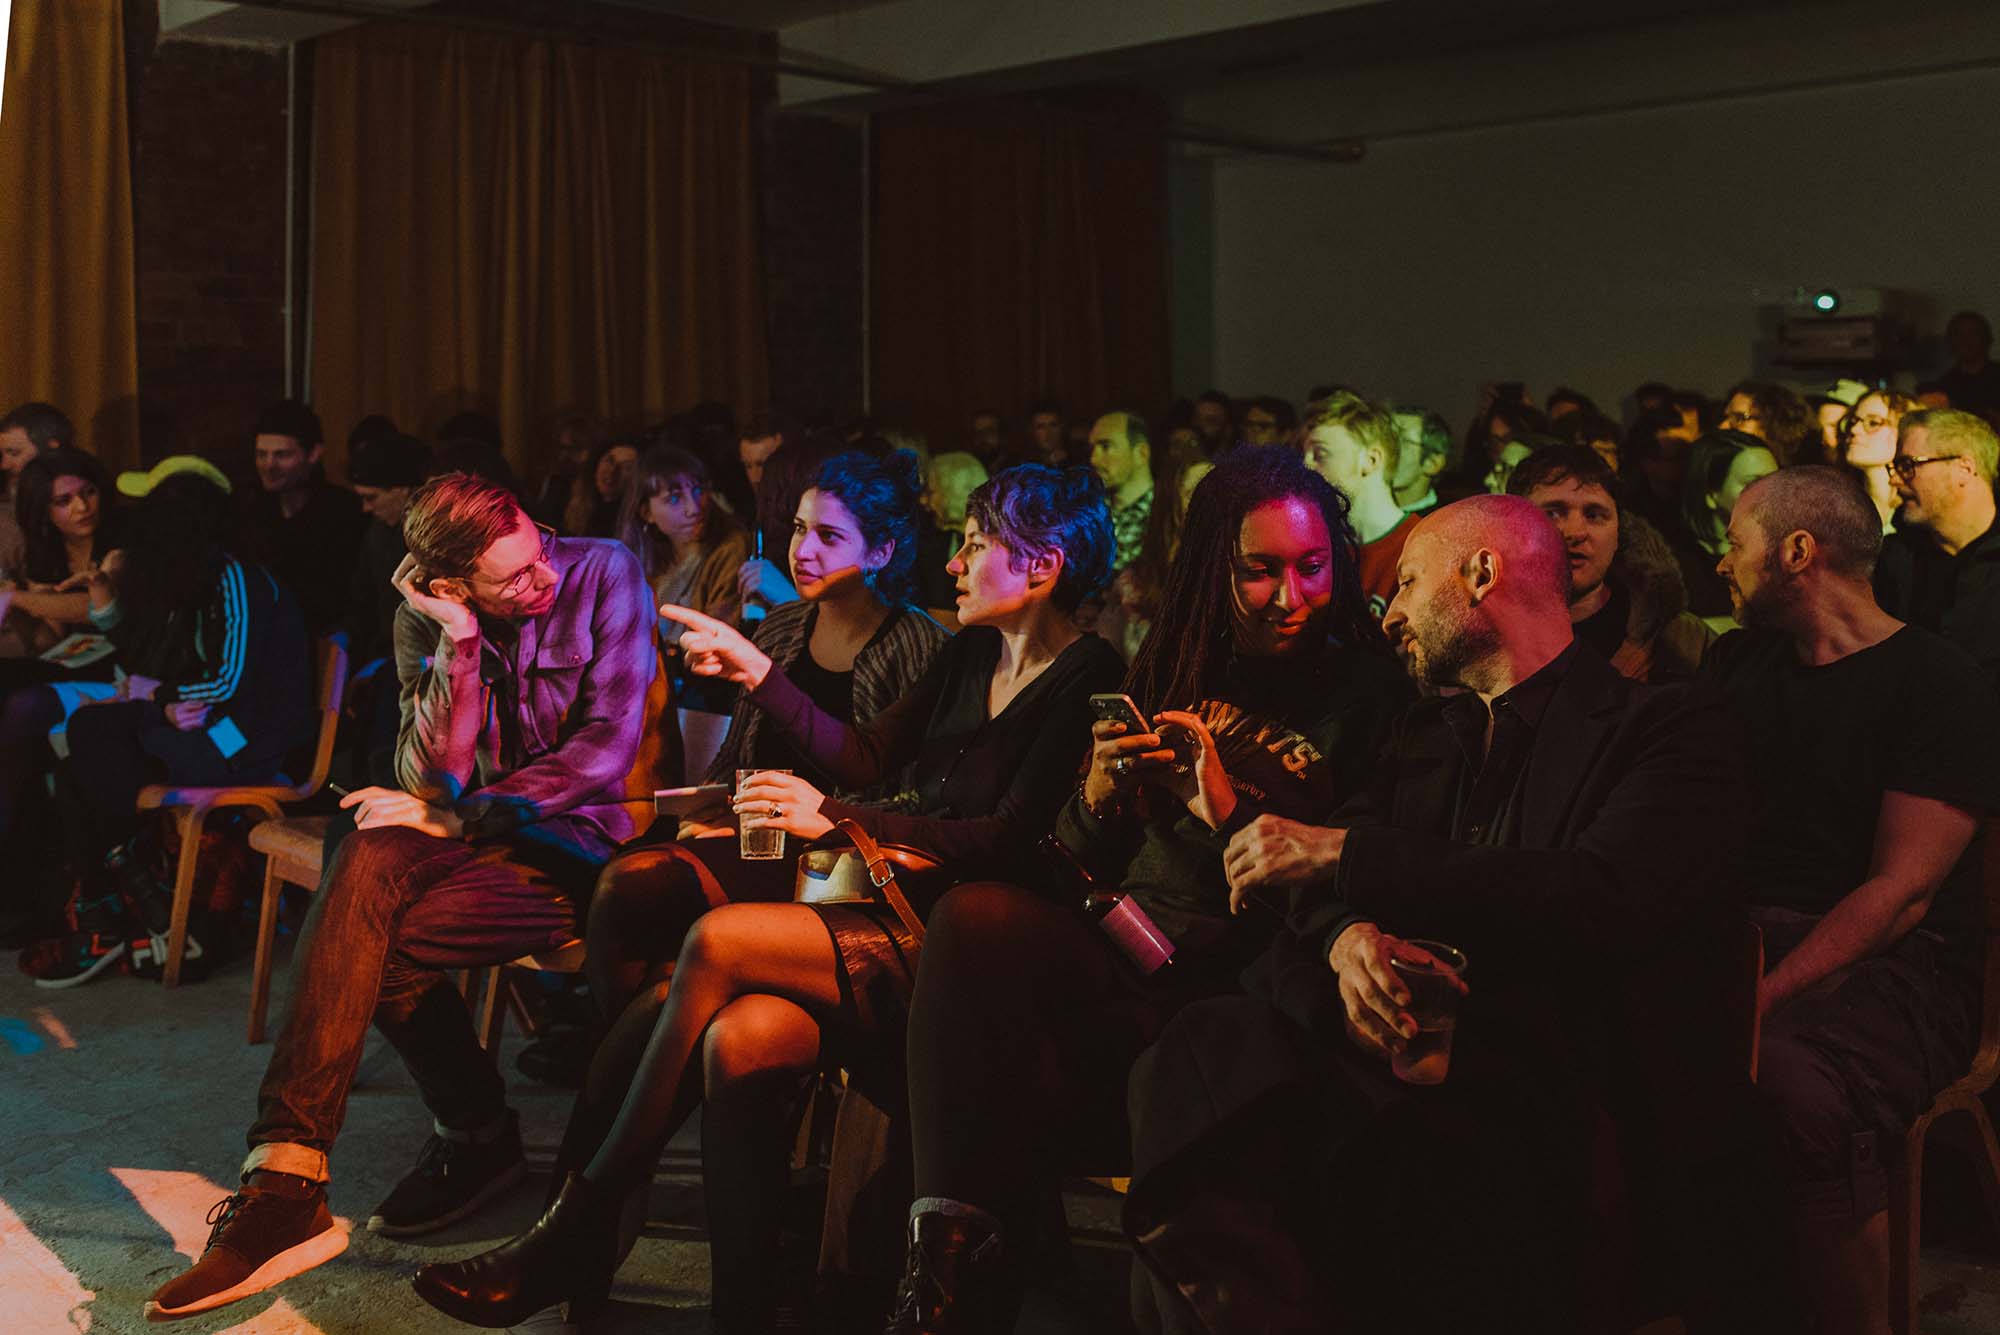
[880,445,1414,1330]
[414,463,1126,1332]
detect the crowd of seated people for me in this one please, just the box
[0,324,1994,1335]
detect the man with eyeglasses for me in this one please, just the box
[149,471,656,1323]
[1707,466,2000,1335]
[1875,408,2000,693]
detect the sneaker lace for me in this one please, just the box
[202,1193,249,1251]
[412,1133,458,1180]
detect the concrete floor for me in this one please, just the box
[6,945,2000,1335]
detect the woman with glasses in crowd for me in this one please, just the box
[1839,389,1921,531]
[412,462,1124,1334]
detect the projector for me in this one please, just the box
[1776,287,1917,367]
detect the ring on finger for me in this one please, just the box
[1111,756,1131,775]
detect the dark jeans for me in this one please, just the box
[246,819,601,1181]
[57,700,245,871]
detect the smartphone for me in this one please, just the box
[654,784,731,817]
[1088,693,1150,736]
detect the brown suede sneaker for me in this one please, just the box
[143,1183,347,1322]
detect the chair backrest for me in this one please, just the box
[287,636,348,799]
[1965,816,2000,1094]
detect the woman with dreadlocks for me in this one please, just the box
[884,445,1414,1332]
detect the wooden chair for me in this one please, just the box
[244,814,334,1042]
[1887,816,2000,1335]
[474,939,588,1051]
[136,637,346,988]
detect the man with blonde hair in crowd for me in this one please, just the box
[1875,407,2000,691]
[1300,392,1419,617]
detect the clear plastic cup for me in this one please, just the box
[736,768,791,861]
[1389,939,1468,1085]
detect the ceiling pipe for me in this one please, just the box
[217,0,1357,163]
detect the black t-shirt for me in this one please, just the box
[1706,625,2000,946]
[1875,521,2000,695]
[1573,583,1630,661]
[752,646,853,784]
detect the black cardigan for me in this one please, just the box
[745,626,1125,882]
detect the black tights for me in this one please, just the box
[0,682,63,926]
[0,681,61,848]
[905,882,1158,1249]
[562,839,823,1332]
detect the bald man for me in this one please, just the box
[1121,496,1791,1332]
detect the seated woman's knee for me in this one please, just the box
[704,996,818,1089]
[675,903,769,977]
[62,699,141,752]
[589,846,707,945]
[925,880,1041,946]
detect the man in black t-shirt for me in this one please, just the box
[1707,466,2000,1335]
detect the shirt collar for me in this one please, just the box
[1439,638,1579,738]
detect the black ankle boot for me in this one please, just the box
[411,1172,616,1328]
[883,1208,1012,1335]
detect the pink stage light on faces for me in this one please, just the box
[0,1194,95,1331]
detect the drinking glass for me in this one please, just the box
[1389,939,1468,1085]
[736,768,791,861]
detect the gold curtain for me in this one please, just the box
[0,0,139,470]
[871,91,1169,453]
[310,21,768,481]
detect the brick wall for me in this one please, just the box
[762,111,865,428]
[127,32,291,469]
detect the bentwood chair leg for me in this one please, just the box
[248,855,283,1043]
[477,965,506,1051]
[161,808,207,988]
[1889,1121,1928,1335]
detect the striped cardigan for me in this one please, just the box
[704,598,949,804]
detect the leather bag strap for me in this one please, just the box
[834,817,926,945]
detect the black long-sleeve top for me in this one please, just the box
[746,625,1125,882]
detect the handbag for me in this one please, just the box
[794,817,931,944]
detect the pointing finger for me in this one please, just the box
[658,603,723,632]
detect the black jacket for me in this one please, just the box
[1129,648,1785,1329]
[1875,520,2000,695]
